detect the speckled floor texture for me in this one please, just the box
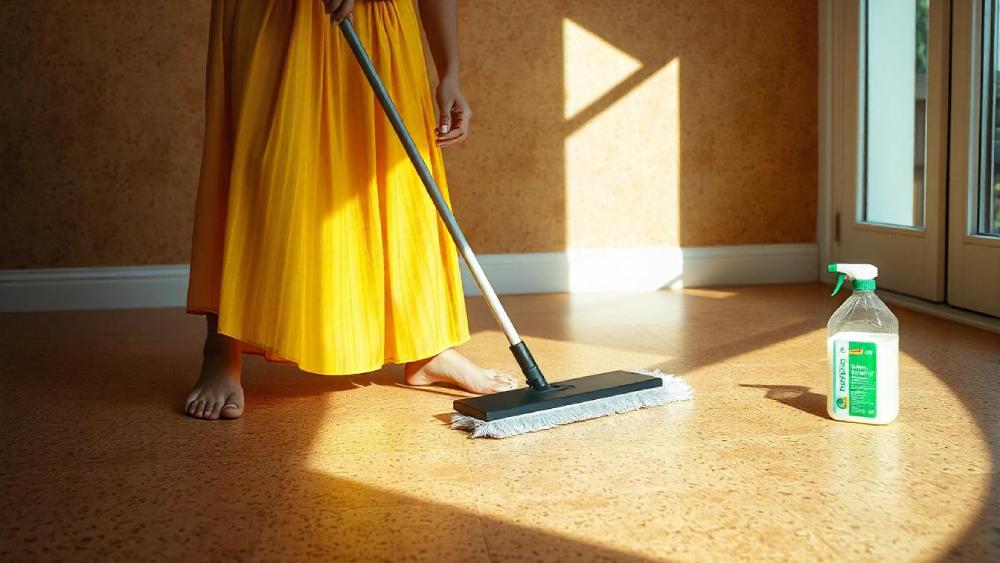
[1,283,997,562]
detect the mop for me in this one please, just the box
[337,19,692,438]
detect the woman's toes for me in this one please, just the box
[500,373,518,386]
[482,378,511,393]
[220,401,243,420]
[494,380,515,392]
[206,402,222,420]
[487,371,517,390]
[190,399,204,417]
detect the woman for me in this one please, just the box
[183,0,516,420]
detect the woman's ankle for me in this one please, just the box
[202,333,241,360]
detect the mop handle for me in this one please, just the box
[337,20,555,389]
[338,20,551,389]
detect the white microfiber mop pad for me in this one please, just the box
[450,368,692,439]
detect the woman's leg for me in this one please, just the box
[185,314,245,420]
[404,349,517,394]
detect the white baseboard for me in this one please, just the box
[876,289,1000,335]
[459,243,818,295]
[0,265,191,312]
[0,243,818,312]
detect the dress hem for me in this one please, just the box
[185,307,473,376]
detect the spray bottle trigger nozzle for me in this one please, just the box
[831,273,846,296]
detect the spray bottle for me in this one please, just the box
[827,263,899,424]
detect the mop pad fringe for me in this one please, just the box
[450,368,692,439]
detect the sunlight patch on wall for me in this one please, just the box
[562,18,642,120]
[563,18,680,291]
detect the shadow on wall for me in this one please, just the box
[446,0,818,262]
[0,1,816,276]
[0,2,209,269]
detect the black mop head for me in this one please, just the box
[451,368,691,439]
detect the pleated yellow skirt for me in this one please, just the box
[186,0,471,375]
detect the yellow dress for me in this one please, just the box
[186,0,470,375]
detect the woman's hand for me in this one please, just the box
[435,76,471,147]
[323,0,355,24]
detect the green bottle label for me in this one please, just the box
[832,340,877,418]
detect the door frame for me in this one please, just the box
[821,0,950,301]
[821,0,1000,319]
[947,0,1000,316]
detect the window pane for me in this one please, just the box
[984,0,1000,236]
[863,0,928,228]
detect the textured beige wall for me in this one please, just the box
[1,0,817,269]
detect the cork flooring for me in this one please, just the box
[1,284,997,561]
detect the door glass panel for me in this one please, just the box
[863,0,928,228]
[982,0,1000,236]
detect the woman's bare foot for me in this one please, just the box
[404,348,518,394]
[185,315,244,420]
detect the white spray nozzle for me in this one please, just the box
[828,263,878,295]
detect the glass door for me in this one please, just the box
[833,0,949,301]
[947,0,1000,316]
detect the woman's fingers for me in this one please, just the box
[436,125,468,146]
[434,77,472,146]
[323,0,341,14]
[437,129,467,147]
[437,128,462,144]
[437,104,471,147]
[331,0,355,23]
[438,98,454,134]
[436,119,468,147]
